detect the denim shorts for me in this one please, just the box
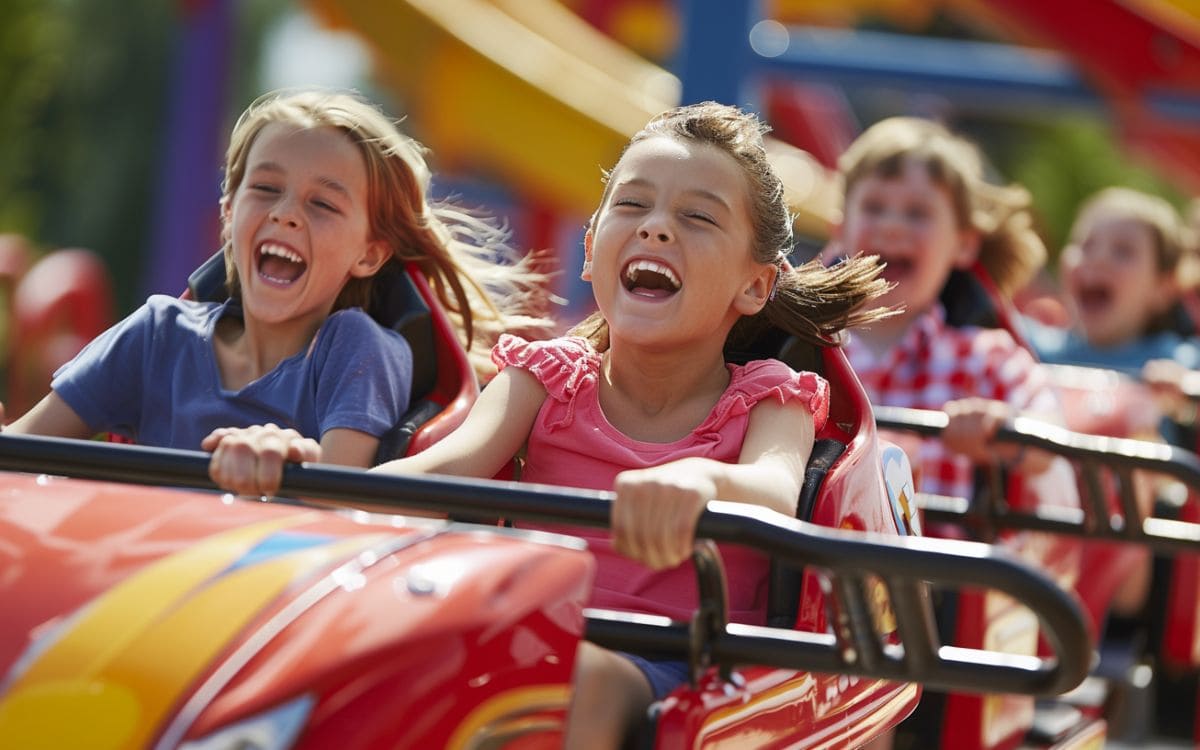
[619,652,691,700]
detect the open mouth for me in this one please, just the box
[256,242,307,284]
[1075,284,1112,315]
[622,259,681,298]
[877,256,912,284]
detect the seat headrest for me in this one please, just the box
[940,269,1001,329]
[368,264,436,402]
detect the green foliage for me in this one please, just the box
[0,0,289,313]
[0,0,173,311]
[0,0,71,234]
[997,115,1187,267]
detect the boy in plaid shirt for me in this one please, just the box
[830,117,1061,501]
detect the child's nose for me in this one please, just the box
[269,199,301,228]
[875,210,905,232]
[637,220,673,243]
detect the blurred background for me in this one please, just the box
[1,0,1199,412]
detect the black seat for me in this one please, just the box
[766,436,847,627]
[365,263,436,404]
[940,268,1002,329]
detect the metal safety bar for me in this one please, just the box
[874,404,1200,554]
[0,432,1089,697]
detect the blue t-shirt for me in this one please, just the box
[52,295,413,451]
[1022,316,1200,374]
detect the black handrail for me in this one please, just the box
[873,404,1200,553]
[0,432,1089,696]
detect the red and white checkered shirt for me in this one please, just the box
[844,305,1060,500]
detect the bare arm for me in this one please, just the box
[318,428,381,469]
[722,396,814,515]
[611,399,814,570]
[6,392,94,439]
[373,366,547,478]
[202,424,380,500]
[205,366,548,495]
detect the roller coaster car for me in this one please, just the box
[0,431,1090,749]
[1041,361,1200,743]
[873,267,1099,750]
[876,403,1200,744]
[186,251,478,460]
[989,289,1200,744]
[0,306,1092,748]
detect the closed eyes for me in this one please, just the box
[246,184,340,214]
[612,198,717,226]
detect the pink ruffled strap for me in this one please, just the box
[698,359,829,434]
[492,334,601,405]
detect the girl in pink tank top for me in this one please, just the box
[208,103,892,749]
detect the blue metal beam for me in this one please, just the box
[675,0,753,108]
[759,26,1101,114]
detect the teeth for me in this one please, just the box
[260,243,303,264]
[624,259,681,289]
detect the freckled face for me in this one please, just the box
[586,136,771,348]
[225,123,383,330]
[838,160,977,325]
[1060,216,1174,347]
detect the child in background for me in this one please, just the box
[830,116,1060,501]
[1028,188,1200,447]
[1031,186,1200,448]
[3,89,550,467]
[829,113,1084,750]
[1026,186,1200,374]
[207,102,891,749]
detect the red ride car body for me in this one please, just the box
[0,476,590,749]
[0,346,923,749]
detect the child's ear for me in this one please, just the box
[734,263,777,316]
[581,230,594,281]
[953,227,982,269]
[351,241,390,278]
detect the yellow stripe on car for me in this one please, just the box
[0,513,384,750]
